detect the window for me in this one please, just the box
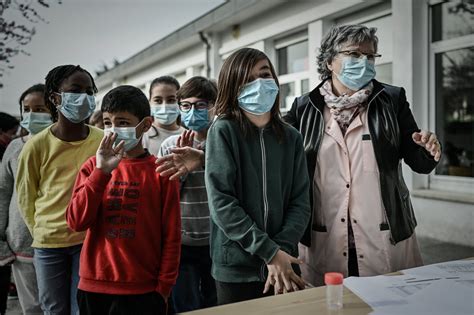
[277,40,309,75]
[276,36,309,113]
[429,0,474,189]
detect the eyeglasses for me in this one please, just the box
[178,100,210,113]
[338,50,382,61]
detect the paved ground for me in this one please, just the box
[5,237,474,314]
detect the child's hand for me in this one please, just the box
[96,132,125,174]
[176,129,194,148]
[263,250,305,295]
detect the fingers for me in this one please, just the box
[181,129,194,147]
[169,169,187,181]
[170,147,191,155]
[426,133,437,151]
[263,277,272,294]
[419,130,431,144]
[413,131,442,161]
[291,280,300,292]
[116,141,125,159]
[176,135,182,148]
[288,255,303,265]
[155,155,173,167]
[114,140,125,155]
[157,164,178,177]
[434,149,442,162]
[281,273,293,293]
[412,131,423,145]
[290,273,306,290]
[98,133,109,151]
[274,275,282,295]
[107,133,118,150]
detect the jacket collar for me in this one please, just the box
[308,78,384,113]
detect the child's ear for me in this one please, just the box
[49,93,60,107]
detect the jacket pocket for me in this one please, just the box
[223,241,260,268]
[362,135,378,172]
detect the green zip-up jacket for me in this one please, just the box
[205,118,310,283]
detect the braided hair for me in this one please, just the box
[44,65,98,122]
[18,84,45,119]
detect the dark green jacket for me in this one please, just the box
[205,118,310,283]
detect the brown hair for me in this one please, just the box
[214,48,285,141]
[177,76,217,102]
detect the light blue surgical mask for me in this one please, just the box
[104,120,144,152]
[180,108,209,131]
[150,104,180,125]
[335,56,376,91]
[20,112,53,135]
[55,92,95,123]
[238,78,279,115]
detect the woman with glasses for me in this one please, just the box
[285,25,442,286]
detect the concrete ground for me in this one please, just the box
[5,237,474,314]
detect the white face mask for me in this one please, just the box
[104,120,144,152]
[55,92,96,123]
[20,112,53,135]
[150,103,180,125]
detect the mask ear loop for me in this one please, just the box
[134,118,147,139]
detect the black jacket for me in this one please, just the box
[284,79,438,246]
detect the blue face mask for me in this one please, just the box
[180,108,209,131]
[20,112,53,135]
[104,120,144,152]
[335,57,376,91]
[238,78,279,115]
[55,92,95,123]
[151,104,180,125]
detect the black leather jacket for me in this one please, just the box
[284,79,438,246]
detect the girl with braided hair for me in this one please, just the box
[16,65,103,315]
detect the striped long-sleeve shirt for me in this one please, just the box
[159,135,210,246]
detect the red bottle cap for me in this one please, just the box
[325,272,343,285]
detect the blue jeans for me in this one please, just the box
[34,244,81,315]
[171,245,216,313]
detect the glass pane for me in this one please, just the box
[435,47,474,177]
[432,1,474,42]
[375,63,392,84]
[301,79,310,94]
[279,82,295,113]
[277,40,309,75]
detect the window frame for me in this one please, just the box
[275,34,310,114]
[428,2,474,193]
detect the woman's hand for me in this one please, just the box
[96,132,125,174]
[263,250,306,295]
[412,130,442,162]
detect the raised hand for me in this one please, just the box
[96,132,125,174]
[412,130,442,162]
[263,250,306,295]
[176,129,195,148]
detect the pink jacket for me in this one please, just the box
[299,106,422,286]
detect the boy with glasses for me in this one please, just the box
[159,76,217,313]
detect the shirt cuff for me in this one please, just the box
[87,168,112,191]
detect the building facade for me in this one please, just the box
[95,0,474,246]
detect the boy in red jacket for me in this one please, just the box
[66,85,181,314]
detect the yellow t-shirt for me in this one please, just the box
[16,124,103,248]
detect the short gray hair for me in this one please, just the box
[317,25,378,80]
